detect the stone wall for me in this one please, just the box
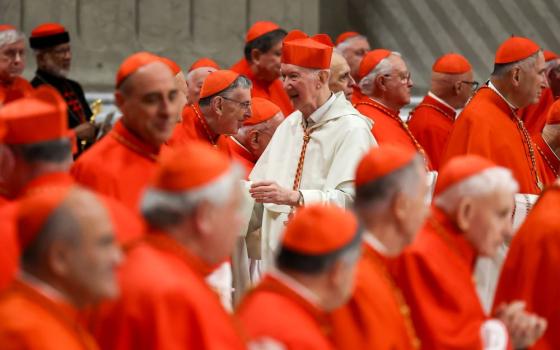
[1,0,319,90]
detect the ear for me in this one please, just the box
[191,200,213,238]
[456,197,474,232]
[453,81,462,96]
[511,66,522,87]
[375,75,387,92]
[326,259,346,287]
[114,90,125,110]
[250,48,263,64]
[48,241,72,277]
[211,96,223,117]
[318,70,330,85]
[247,129,260,152]
[392,191,409,224]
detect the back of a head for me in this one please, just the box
[19,186,120,305]
[431,53,475,108]
[276,204,362,310]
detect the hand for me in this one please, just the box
[249,181,300,206]
[73,122,97,143]
[495,301,547,349]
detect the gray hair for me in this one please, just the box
[335,34,368,54]
[492,51,541,78]
[198,75,252,107]
[434,167,519,214]
[355,155,423,213]
[9,138,73,164]
[358,52,401,96]
[140,163,244,229]
[0,28,24,48]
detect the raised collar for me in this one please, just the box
[20,172,74,197]
[363,231,389,255]
[143,230,215,277]
[487,81,518,110]
[230,137,257,163]
[268,269,322,308]
[430,206,477,269]
[427,92,456,113]
[110,120,160,161]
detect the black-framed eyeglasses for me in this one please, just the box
[221,96,252,110]
[461,80,479,91]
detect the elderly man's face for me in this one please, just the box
[187,67,217,105]
[383,55,413,109]
[40,43,71,77]
[329,58,355,100]
[281,63,324,113]
[216,86,252,135]
[251,112,283,158]
[64,195,122,304]
[0,39,25,83]
[117,62,180,148]
[204,183,243,266]
[341,37,370,79]
[462,188,515,257]
[253,40,283,82]
[519,52,546,107]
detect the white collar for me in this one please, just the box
[306,93,336,126]
[487,81,518,110]
[363,231,389,255]
[231,136,251,153]
[19,271,70,304]
[268,269,321,308]
[428,91,456,111]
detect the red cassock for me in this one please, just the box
[534,134,560,184]
[493,185,560,350]
[224,137,256,178]
[0,203,18,291]
[0,172,142,291]
[354,95,432,170]
[71,120,160,211]
[88,232,246,350]
[520,87,555,137]
[0,77,34,104]
[408,94,456,171]
[391,207,488,350]
[165,103,232,155]
[230,58,294,116]
[442,87,544,194]
[329,241,420,350]
[237,274,334,350]
[0,280,99,349]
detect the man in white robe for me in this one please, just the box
[248,30,376,270]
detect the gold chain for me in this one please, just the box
[193,105,218,147]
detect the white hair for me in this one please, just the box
[0,29,24,48]
[434,167,519,214]
[358,52,401,96]
[335,34,368,54]
[140,163,244,229]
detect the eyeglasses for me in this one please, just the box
[221,96,252,110]
[384,72,412,84]
[461,80,479,91]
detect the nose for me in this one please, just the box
[14,51,24,64]
[408,77,414,88]
[349,75,356,88]
[112,244,124,267]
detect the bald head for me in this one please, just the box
[329,52,355,100]
[21,186,121,307]
[186,67,218,105]
[431,70,475,109]
[234,111,283,158]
